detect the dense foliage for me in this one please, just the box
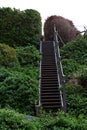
[61,36,87,65]
[0,108,87,130]
[16,45,40,66]
[60,35,87,81]
[0,108,34,130]
[66,84,87,116]
[0,7,42,47]
[0,66,39,115]
[62,59,80,78]
[76,68,87,88]
[0,43,19,67]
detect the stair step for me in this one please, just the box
[41,77,58,81]
[42,62,55,64]
[41,85,59,88]
[41,95,60,99]
[42,68,57,73]
[42,75,57,78]
[41,92,60,95]
[42,72,57,74]
[41,98,60,101]
[41,74,57,76]
[42,101,61,105]
[41,64,56,66]
[41,82,58,85]
[41,87,58,90]
[41,86,59,90]
[41,88,59,91]
[42,59,54,61]
[41,67,56,69]
[43,105,61,109]
[41,83,58,86]
[41,68,57,71]
[41,80,58,83]
[42,63,56,66]
[42,51,54,53]
[41,77,57,79]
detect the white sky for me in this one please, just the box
[0,0,87,32]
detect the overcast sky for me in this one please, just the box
[0,0,87,32]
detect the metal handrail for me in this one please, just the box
[53,24,67,113]
[35,40,42,116]
[39,40,42,106]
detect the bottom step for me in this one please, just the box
[43,105,61,109]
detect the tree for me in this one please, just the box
[44,15,80,46]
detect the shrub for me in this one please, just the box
[16,45,40,66]
[61,36,87,65]
[62,59,80,79]
[0,108,87,130]
[0,43,19,68]
[77,69,87,87]
[66,85,87,116]
[33,111,87,130]
[0,7,42,47]
[0,67,39,115]
[0,108,34,130]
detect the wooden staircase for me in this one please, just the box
[40,41,62,111]
[36,25,66,116]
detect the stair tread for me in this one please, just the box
[41,98,61,101]
[41,92,60,94]
[41,86,58,88]
[41,89,60,91]
[42,102,61,105]
[43,105,61,109]
[41,83,58,85]
[41,95,60,97]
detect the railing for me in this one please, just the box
[53,25,67,113]
[39,40,42,107]
[36,40,42,116]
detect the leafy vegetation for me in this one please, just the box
[0,108,87,130]
[75,68,87,89]
[16,45,40,66]
[62,59,80,79]
[0,66,39,115]
[61,36,87,65]
[0,43,19,68]
[0,7,41,47]
[0,108,35,130]
[66,84,87,116]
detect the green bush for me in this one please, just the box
[0,67,39,115]
[16,45,40,66]
[66,85,87,116]
[0,108,35,130]
[0,43,19,68]
[0,108,87,130]
[18,66,39,80]
[62,59,80,79]
[0,7,42,47]
[61,36,87,65]
[33,111,87,130]
[77,69,87,87]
